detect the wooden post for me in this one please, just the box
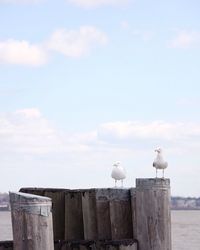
[20,188,67,240]
[64,189,133,241]
[135,178,171,250]
[82,190,98,240]
[83,188,133,240]
[9,192,54,250]
[65,191,84,240]
[107,189,133,240]
[130,188,136,239]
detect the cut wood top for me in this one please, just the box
[136,178,170,190]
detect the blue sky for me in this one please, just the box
[0,0,200,196]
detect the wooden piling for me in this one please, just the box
[107,189,133,240]
[82,190,98,240]
[65,191,84,240]
[19,188,133,241]
[9,192,54,250]
[92,189,133,240]
[134,178,171,250]
[20,188,66,240]
[130,188,136,239]
[64,189,133,241]
[17,182,171,250]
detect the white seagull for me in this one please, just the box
[111,161,126,187]
[153,148,168,178]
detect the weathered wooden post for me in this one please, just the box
[9,192,54,250]
[130,188,136,239]
[134,178,171,250]
[64,188,133,241]
[20,188,66,240]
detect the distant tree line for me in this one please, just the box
[171,196,200,209]
[0,193,200,210]
[0,193,10,211]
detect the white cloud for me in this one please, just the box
[59,121,200,157]
[97,121,200,146]
[15,108,42,119]
[0,39,47,66]
[68,0,129,8]
[47,26,108,58]
[0,108,70,154]
[1,113,200,195]
[1,114,200,155]
[0,26,107,66]
[168,30,200,49]
[0,108,94,155]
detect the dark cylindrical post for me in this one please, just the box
[9,192,54,250]
[135,178,171,250]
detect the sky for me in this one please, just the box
[0,0,200,196]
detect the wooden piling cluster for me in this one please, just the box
[19,188,133,241]
[8,178,171,250]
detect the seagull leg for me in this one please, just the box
[156,168,158,178]
[121,179,123,188]
[115,180,117,188]
[162,169,164,179]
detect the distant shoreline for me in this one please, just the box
[2,209,200,212]
[1,193,200,211]
[171,208,200,211]
[0,205,10,212]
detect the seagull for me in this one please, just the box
[111,161,126,187]
[153,148,168,178]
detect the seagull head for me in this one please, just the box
[155,147,162,153]
[113,161,121,167]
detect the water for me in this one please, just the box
[0,211,200,249]
[0,212,12,241]
[171,210,200,250]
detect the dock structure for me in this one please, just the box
[6,178,171,250]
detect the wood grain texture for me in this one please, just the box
[20,188,68,240]
[82,191,98,240]
[135,178,171,250]
[9,192,54,250]
[44,190,65,240]
[65,191,84,240]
